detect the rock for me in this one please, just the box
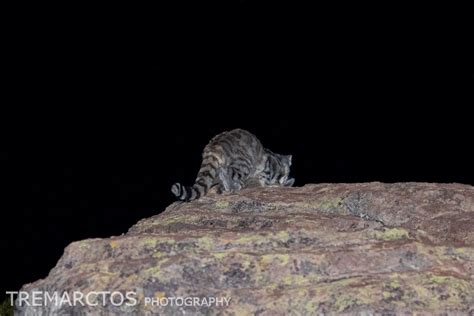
[17,182,474,315]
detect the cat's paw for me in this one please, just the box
[284,177,295,187]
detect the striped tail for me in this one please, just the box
[171,182,207,201]
[171,152,220,201]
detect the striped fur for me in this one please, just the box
[171,129,294,201]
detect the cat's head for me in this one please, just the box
[279,154,295,187]
[273,153,295,187]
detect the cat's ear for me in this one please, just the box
[286,155,292,166]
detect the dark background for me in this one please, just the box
[1,2,472,301]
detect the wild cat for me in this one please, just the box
[171,129,294,201]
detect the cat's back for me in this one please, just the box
[207,129,258,147]
[205,129,264,162]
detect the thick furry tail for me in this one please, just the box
[171,182,208,201]
[171,151,220,201]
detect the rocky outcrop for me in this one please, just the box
[18,183,474,314]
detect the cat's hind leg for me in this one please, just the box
[219,166,246,192]
[218,167,233,192]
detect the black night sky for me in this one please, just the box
[1,3,473,302]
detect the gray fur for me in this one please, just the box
[171,129,294,201]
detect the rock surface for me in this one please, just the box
[18,182,474,315]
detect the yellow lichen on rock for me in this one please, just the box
[371,227,410,241]
[17,183,474,314]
